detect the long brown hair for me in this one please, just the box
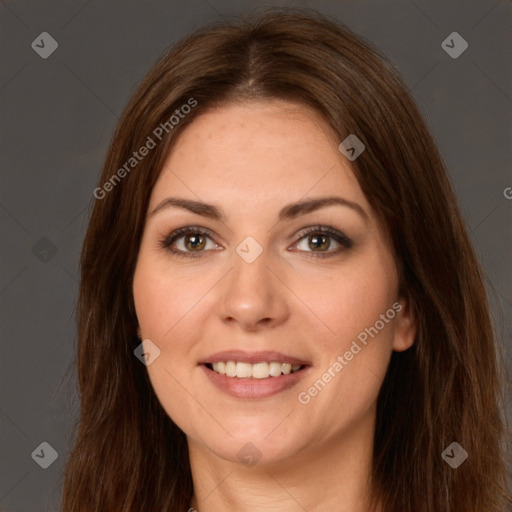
[61,8,511,511]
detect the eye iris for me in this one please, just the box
[185,234,206,251]
[308,234,329,251]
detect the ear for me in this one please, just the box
[392,298,416,352]
[136,326,142,339]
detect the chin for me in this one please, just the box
[209,438,302,467]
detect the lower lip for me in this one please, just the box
[200,364,309,399]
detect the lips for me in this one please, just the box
[198,350,312,399]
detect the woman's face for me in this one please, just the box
[133,100,415,466]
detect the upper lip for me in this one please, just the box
[199,350,311,366]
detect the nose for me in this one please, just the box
[218,247,290,331]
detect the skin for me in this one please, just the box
[132,100,416,512]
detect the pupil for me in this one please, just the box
[310,234,328,251]
[186,234,205,250]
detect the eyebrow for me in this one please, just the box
[148,195,368,222]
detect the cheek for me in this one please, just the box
[299,253,397,354]
[133,252,211,342]
[133,257,211,436]
[293,252,397,417]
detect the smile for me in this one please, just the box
[199,350,311,398]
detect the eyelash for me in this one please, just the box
[159,225,353,259]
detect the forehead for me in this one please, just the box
[149,100,369,215]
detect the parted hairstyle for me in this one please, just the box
[60,8,511,512]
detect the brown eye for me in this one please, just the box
[183,233,206,251]
[160,227,221,258]
[292,225,353,257]
[307,234,331,251]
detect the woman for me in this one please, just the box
[61,8,511,512]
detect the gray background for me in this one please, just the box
[0,0,511,510]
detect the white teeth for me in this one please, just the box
[209,360,303,378]
[269,362,282,377]
[236,362,252,378]
[212,362,227,375]
[252,362,269,379]
[225,361,237,377]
